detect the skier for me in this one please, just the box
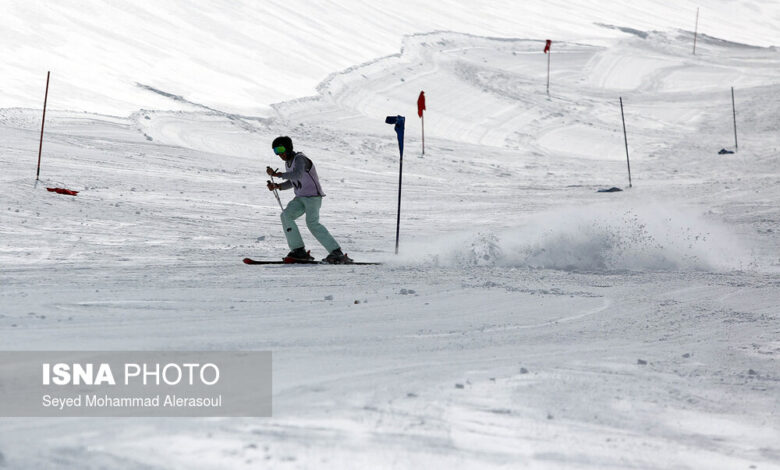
[265,136,351,264]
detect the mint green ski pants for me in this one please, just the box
[280,196,340,253]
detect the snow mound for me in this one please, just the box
[404,203,753,272]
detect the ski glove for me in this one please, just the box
[266,166,282,177]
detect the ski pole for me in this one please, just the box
[268,169,284,211]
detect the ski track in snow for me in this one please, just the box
[1,14,780,470]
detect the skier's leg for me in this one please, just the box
[280,198,306,250]
[301,197,340,253]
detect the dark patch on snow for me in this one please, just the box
[136,84,187,103]
[694,33,767,50]
[594,23,649,39]
[637,359,648,365]
[135,83,269,125]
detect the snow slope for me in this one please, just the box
[1,0,779,115]
[1,3,780,470]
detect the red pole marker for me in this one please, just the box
[37,71,51,181]
[417,91,426,155]
[544,40,552,95]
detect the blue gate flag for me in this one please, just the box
[385,115,406,254]
[385,115,405,157]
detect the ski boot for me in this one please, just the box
[284,247,314,263]
[322,248,353,264]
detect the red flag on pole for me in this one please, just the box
[417,91,426,154]
[544,40,552,95]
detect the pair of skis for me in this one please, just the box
[243,257,381,266]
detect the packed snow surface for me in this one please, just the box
[2,0,779,115]
[1,1,779,469]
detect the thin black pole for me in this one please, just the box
[620,97,632,188]
[386,115,405,254]
[731,87,738,152]
[395,150,403,254]
[693,8,699,55]
[36,71,51,181]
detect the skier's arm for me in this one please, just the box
[279,155,305,181]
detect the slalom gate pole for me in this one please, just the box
[693,8,699,55]
[395,149,403,255]
[385,115,405,254]
[421,114,425,155]
[731,87,738,152]
[620,97,632,188]
[546,49,551,95]
[36,71,51,181]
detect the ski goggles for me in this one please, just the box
[273,146,286,155]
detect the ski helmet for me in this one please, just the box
[272,136,293,155]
